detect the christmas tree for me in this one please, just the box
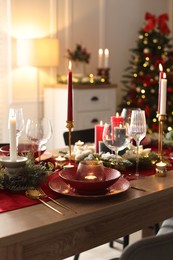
[119,12,173,133]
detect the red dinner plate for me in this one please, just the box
[49,175,130,199]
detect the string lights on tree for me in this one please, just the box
[119,12,173,133]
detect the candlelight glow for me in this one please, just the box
[104,48,109,56]
[163,72,166,79]
[159,63,163,72]
[98,49,103,55]
[84,175,97,180]
[68,61,72,70]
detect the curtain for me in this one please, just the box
[0,0,11,142]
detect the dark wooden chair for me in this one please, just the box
[63,128,94,145]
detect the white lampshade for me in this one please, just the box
[17,38,59,67]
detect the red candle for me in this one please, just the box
[67,61,73,121]
[158,64,164,114]
[111,113,124,128]
[95,121,104,153]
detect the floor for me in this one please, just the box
[64,231,142,260]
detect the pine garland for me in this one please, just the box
[0,154,49,192]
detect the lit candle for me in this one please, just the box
[9,116,17,161]
[98,49,103,68]
[156,161,167,176]
[55,156,66,162]
[95,121,104,153]
[158,64,164,114]
[104,48,109,68]
[156,161,166,169]
[160,73,167,115]
[63,162,74,169]
[67,61,73,121]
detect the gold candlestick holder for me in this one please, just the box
[66,120,74,163]
[156,114,167,177]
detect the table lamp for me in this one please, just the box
[16,38,59,119]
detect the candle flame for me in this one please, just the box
[68,61,72,70]
[100,120,103,126]
[163,72,166,79]
[98,48,103,55]
[104,48,109,56]
[116,112,119,117]
[159,63,163,72]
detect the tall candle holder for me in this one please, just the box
[97,68,110,83]
[156,114,167,177]
[66,120,74,163]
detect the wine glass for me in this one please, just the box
[121,108,141,125]
[121,108,141,148]
[102,122,130,160]
[8,108,25,150]
[26,118,52,160]
[129,110,147,178]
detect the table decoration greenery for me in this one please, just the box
[0,152,54,192]
[74,148,160,171]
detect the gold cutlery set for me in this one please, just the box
[26,188,77,215]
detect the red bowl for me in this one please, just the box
[59,166,121,195]
[0,144,46,158]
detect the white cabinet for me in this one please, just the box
[44,84,117,148]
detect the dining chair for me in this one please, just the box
[110,218,173,260]
[114,220,173,260]
[63,128,95,145]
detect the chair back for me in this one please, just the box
[119,231,173,260]
[63,128,94,145]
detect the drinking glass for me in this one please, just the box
[8,108,25,149]
[121,108,141,147]
[129,110,147,178]
[121,108,141,125]
[26,118,52,159]
[102,122,130,160]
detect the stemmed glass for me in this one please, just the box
[129,110,147,178]
[26,118,52,160]
[121,108,141,147]
[8,108,25,150]
[102,122,130,160]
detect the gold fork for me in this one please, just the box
[26,189,63,215]
[38,188,77,214]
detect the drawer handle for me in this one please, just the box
[91,118,99,124]
[91,96,99,101]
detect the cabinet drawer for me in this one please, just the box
[74,88,115,111]
[74,110,113,129]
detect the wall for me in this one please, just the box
[9,0,171,144]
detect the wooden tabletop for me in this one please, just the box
[1,170,173,260]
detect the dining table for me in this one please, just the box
[1,148,173,260]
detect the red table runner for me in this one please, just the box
[0,171,60,213]
[1,149,173,213]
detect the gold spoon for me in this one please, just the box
[26,189,63,215]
